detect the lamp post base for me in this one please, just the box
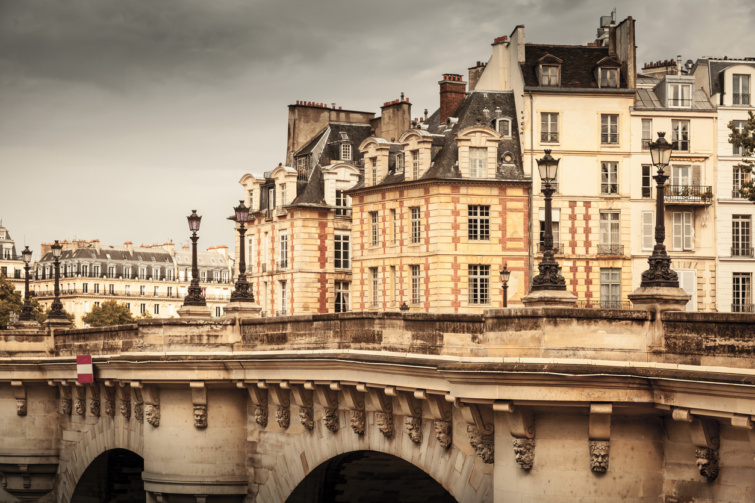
[223,302,261,321]
[14,320,42,330]
[627,287,690,313]
[43,318,72,332]
[521,289,577,308]
[177,305,212,319]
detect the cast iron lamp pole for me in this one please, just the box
[530,150,567,292]
[230,200,254,302]
[48,240,67,319]
[640,132,679,288]
[500,266,511,308]
[183,210,207,307]
[18,246,35,321]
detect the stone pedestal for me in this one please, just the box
[521,289,577,308]
[177,306,212,319]
[43,318,71,332]
[14,320,42,330]
[628,286,691,350]
[223,302,261,321]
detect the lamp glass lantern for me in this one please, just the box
[536,149,560,184]
[649,133,673,167]
[22,246,32,264]
[234,200,250,223]
[500,267,511,284]
[51,240,62,258]
[187,210,202,232]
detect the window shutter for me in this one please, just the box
[679,270,696,311]
[683,212,694,250]
[692,165,701,187]
[673,212,683,250]
[642,211,654,250]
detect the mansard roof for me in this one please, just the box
[523,44,629,89]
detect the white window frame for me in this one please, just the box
[540,113,559,143]
[668,83,692,108]
[599,268,621,308]
[641,119,652,150]
[733,166,750,198]
[733,272,752,312]
[601,162,619,194]
[642,211,654,251]
[247,237,254,274]
[672,211,694,251]
[279,230,288,270]
[541,65,559,86]
[390,209,397,244]
[469,147,487,178]
[279,280,287,315]
[280,184,287,207]
[732,121,749,156]
[600,68,618,88]
[341,143,352,161]
[599,211,621,251]
[395,153,404,173]
[732,215,752,257]
[410,207,421,244]
[412,150,420,179]
[468,265,490,305]
[154,304,160,315]
[370,211,379,246]
[672,119,690,151]
[371,268,379,308]
[733,74,751,105]
[601,114,619,144]
[334,231,350,270]
[468,205,490,241]
[641,165,653,198]
[411,264,421,305]
[335,281,350,313]
[371,157,378,186]
[496,118,512,137]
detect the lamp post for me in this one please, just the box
[183,210,207,307]
[230,200,254,302]
[640,132,679,288]
[500,266,511,308]
[531,150,567,292]
[18,246,35,322]
[48,240,67,319]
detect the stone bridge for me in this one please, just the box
[2,308,755,502]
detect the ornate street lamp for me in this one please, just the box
[640,132,678,288]
[183,210,207,307]
[48,240,67,319]
[500,266,511,308]
[531,150,567,292]
[230,200,254,302]
[18,246,35,322]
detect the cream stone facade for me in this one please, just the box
[0,223,26,296]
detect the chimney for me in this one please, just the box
[677,54,682,75]
[468,61,487,91]
[439,74,466,124]
[92,239,100,253]
[375,96,411,141]
[161,241,175,256]
[124,241,133,255]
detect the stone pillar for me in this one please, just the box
[223,301,261,321]
[628,286,690,349]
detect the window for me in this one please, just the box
[123,267,131,279]
[732,121,748,155]
[153,268,160,280]
[371,268,379,307]
[600,68,618,88]
[140,303,146,314]
[167,287,172,297]
[412,150,420,179]
[601,114,619,144]
[468,265,490,305]
[370,212,379,246]
[296,156,307,177]
[599,268,621,308]
[201,271,206,282]
[733,273,752,312]
[733,166,750,198]
[497,118,512,137]
[93,265,100,277]
[642,119,652,150]
[140,285,145,296]
[279,280,287,315]
[668,83,692,107]
[335,190,350,216]
[280,184,287,207]
[267,187,275,214]
[341,143,352,161]
[672,211,694,251]
[641,165,653,198]
[411,265,421,305]
[335,281,350,313]
[138,267,146,280]
[371,158,378,185]
[263,232,269,271]
[732,215,752,257]
[154,304,160,315]
[262,281,268,314]
[678,270,696,312]
[82,265,89,277]
[390,209,397,244]
[538,208,560,252]
[599,211,621,254]
[82,283,89,293]
[108,284,115,295]
[247,238,254,274]
[672,120,690,151]
[642,211,654,251]
[396,153,404,173]
[410,207,421,244]
[541,113,558,143]
[215,307,222,317]
[733,74,751,105]
[541,65,558,86]
[390,266,397,306]
[94,302,100,308]
[334,232,350,269]
[108,266,116,278]
[468,205,490,241]
[601,162,618,194]
[154,286,159,297]
[279,231,288,270]
[94,284,100,294]
[469,147,487,177]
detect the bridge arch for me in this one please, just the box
[69,448,145,502]
[253,410,492,503]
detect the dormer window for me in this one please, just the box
[395,153,404,173]
[600,68,618,88]
[496,118,512,137]
[470,148,487,178]
[341,143,352,161]
[733,74,751,105]
[411,150,420,179]
[541,65,559,86]
[668,83,692,108]
[370,157,378,185]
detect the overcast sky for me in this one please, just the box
[2,0,754,261]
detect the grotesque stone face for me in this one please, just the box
[404,416,423,444]
[134,403,144,423]
[467,425,494,464]
[375,411,394,438]
[695,447,719,482]
[276,406,290,429]
[433,420,452,449]
[105,399,115,417]
[89,399,101,417]
[323,407,339,433]
[254,405,268,428]
[74,398,85,417]
[590,441,610,473]
[120,400,131,420]
[513,438,535,470]
[299,407,314,431]
[145,404,160,427]
[61,398,72,416]
[16,399,27,417]
[193,405,207,429]
[350,410,365,435]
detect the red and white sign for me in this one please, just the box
[76,355,94,383]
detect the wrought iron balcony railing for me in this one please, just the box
[597,244,624,256]
[537,243,565,255]
[732,246,755,258]
[575,300,632,310]
[732,303,755,313]
[733,93,751,105]
[664,185,713,204]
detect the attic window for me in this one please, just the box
[341,143,352,161]
[600,68,618,88]
[395,153,404,173]
[339,132,349,141]
[541,65,559,86]
[496,118,512,137]
[501,152,514,164]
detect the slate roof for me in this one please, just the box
[522,44,629,89]
[634,87,715,111]
[695,59,755,97]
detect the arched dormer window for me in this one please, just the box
[495,118,512,137]
[455,126,501,179]
[397,130,434,182]
[537,54,563,87]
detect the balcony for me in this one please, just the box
[575,300,632,310]
[733,93,751,106]
[597,244,624,256]
[732,188,750,199]
[664,185,713,205]
[536,243,565,255]
[732,303,755,313]
[731,246,755,258]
